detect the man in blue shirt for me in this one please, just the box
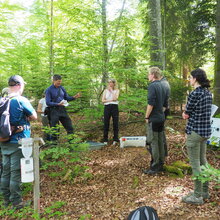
[45,75,81,141]
[0,75,37,209]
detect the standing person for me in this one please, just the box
[37,93,49,141]
[0,87,10,195]
[160,75,171,156]
[143,67,168,175]
[182,68,212,205]
[102,78,120,145]
[0,75,37,209]
[45,75,81,141]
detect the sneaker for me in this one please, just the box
[103,142,108,145]
[182,193,204,205]
[113,141,117,145]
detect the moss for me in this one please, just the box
[164,160,192,178]
[172,160,192,174]
[164,165,184,178]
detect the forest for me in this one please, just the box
[0,0,220,219]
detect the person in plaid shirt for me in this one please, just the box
[182,68,212,205]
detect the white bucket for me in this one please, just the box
[20,157,34,183]
[120,136,146,148]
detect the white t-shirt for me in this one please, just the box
[103,89,119,105]
[39,98,47,116]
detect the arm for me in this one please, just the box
[37,102,43,113]
[145,105,153,123]
[27,111,38,121]
[112,89,119,101]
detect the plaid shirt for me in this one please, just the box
[185,86,212,138]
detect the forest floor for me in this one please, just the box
[2,113,220,220]
[36,113,220,220]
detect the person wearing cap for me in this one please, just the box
[45,74,81,142]
[102,78,120,145]
[0,75,37,209]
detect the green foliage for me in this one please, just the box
[0,200,67,219]
[169,77,189,108]
[79,214,92,220]
[194,164,220,187]
[164,160,192,178]
[214,113,220,118]
[40,128,90,180]
[43,201,67,218]
[21,183,33,196]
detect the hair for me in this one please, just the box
[108,78,116,84]
[107,78,117,89]
[53,75,62,81]
[149,67,161,79]
[190,68,210,88]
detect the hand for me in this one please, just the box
[182,112,189,120]
[145,118,149,123]
[73,92,81,99]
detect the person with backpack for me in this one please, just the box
[182,68,212,205]
[0,75,37,209]
[45,75,81,142]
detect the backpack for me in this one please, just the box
[0,96,12,142]
[127,206,159,220]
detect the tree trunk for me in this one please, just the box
[100,0,109,87]
[214,0,220,113]
[49,0,54,77]
[148,0,164,69]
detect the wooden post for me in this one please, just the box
[33,138,44,216]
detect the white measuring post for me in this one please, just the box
[33,138,44,216]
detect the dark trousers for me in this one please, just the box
[49,106,74,140]
[1,148,23,205]
[103,104,119,142]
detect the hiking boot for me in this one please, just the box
[183,191,210,200]
[143,169,159,175]
[202,192,210,199]
[182,193,204,205]
[12,200,31,210]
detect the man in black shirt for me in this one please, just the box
[144,67,168,175]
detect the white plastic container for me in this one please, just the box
[19,138,34,183]
[120,136,146,148]
[19,138,33,158]
[20,157,34,183]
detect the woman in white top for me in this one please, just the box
[102,78,120,145]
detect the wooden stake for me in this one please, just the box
[33,138,44,216]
